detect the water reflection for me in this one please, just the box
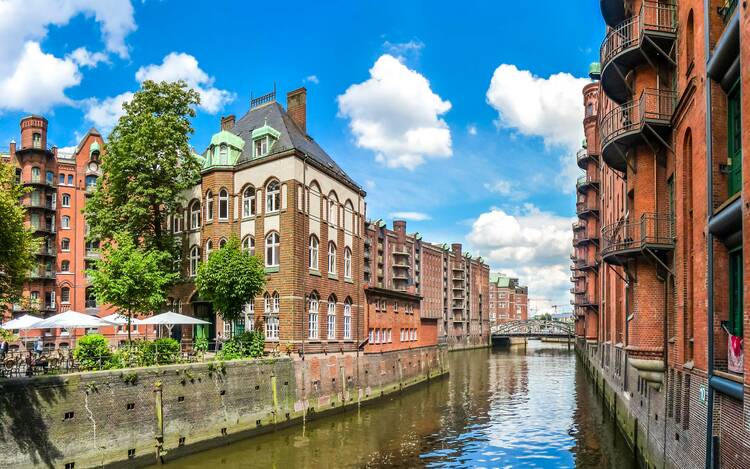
[152,341,637,468]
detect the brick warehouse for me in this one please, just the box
[573,0,750,467]
[488,273,528,326]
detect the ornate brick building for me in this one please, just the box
[488,273,528,326]
[169,88,368,355]
[1,116,115,344]
[575,0,750,466]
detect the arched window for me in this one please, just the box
[219,238,227,249]
[32,132,41,148]
[308,294,319,339]
[264,292,271,314]
[344,299,352,340]
[85,175,97,190]
[218,189,229,220]
[85,287,97,308]
[205,239,213,260]
[327,296,337,339]
[190,200,201,229]
[219,144,228,164]
[243,186,256,217]
[205,190,214,222]
[686,10,694,67]
[62,216,70,229]
[62,193,71,207]
[273,292,280,313]
[328,192,338,227]
[67,174,73,185]
[265,232,280,267]
[189,245,200,276]
[309,235,319,270]
[61,238,70,251]
[266,180,280,213]
[61,286,70,304]
[328,242,337,275]
[173,209,182,233]
[242,235,255,256]
[344,247,352,279]
[31,167,41,183]
[61,260,70,272]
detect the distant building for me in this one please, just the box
[488,273,528,325]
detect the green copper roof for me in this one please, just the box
[89,141,100,155]
[589,62,601,79]
[251,122,281,140]
[210,130,245,149]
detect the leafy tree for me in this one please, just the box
[196,237,265,334]
[88,233,178,342]
[72,334,112,371]
[0,162,39,311]
[85,80,201,257]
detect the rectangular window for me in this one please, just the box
[729,248,743,337]
[265,316,279,340]
[728,81,742,196]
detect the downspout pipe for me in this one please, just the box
[704,0,715,466]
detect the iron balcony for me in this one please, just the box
[576,148,599,169]
[601,212,674,265]
[600,88,677,173]
[576,174,600,193]
[576,200,600,217]
[600,1,677,104]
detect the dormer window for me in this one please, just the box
[218,144,228,164]
[254,137,269,157]
[251,121,280,159]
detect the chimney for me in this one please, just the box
[287,87,307,134]
[9,140,16,156]
[221,115,235,131]
[451,243,462,257]
[393,220,407,242]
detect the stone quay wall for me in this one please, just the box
[0,346,447,468]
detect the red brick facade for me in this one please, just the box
[488,274,528,325]
[577,1,750,466]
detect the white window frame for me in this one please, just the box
[61,216,70,229]
[243,186,256,217]
[218,189,229,220]
[242,236,255,256]
[344,247,352,279]
[189,246,200,277]
[265,232,280,267]
[328,242,337,275]
[309,235,319,270]
[344,301,352,340]
[205,191,214,222]
[190,201,201,229]
[61,193,71,208]
[205,239,213,261]
[327,300,336,339]
[308,295,319,339]
[266,180,280,213]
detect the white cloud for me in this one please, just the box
[338,54,452,170]
[84,91,134,132]
[484,179,513,195]
[135,52,235,113]
[69,47,109,68]
[467,204,574,305]
[390,211,432,221]
[384,39,425,58]
[486,64,589,151]
[467,124,478,136]
[0,0,135,112]
[0,42,81,112]
[304,75,319,84]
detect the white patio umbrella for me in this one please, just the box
[139,311,210,338]
[99,313,143,325]
[1,314,41,344]
[32,311,117,336]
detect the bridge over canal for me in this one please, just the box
[491,320,573,347]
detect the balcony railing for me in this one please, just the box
[576,174,600,192]
[576,200,600,215]
[573,221,585,231]
[600,1,677,73]
[574,295,599,307]
[600,88,677,153]
[719,0,739,24]
[37,245,57,256]
[601,212,674,259]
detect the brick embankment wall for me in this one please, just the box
[575,342,711,469]
[0,346,448,468]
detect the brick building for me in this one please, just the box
[362,219,435,352]
[575,0,750,466]
[488,273,528,326]
[0,116,123,345]
[169,88,368,355]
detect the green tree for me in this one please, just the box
[196,237,265,334]
[88,233,178,342]
[0,162,39,311]
[85,80,201,257]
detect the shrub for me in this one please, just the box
[72,334,112,371]
[217,339,243,360]
[194,337,209,353]
[154,338,180,364]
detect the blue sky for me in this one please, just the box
[0,0,605,310]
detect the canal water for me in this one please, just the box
[153,341,637,468]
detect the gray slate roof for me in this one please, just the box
[231,101,361,191]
